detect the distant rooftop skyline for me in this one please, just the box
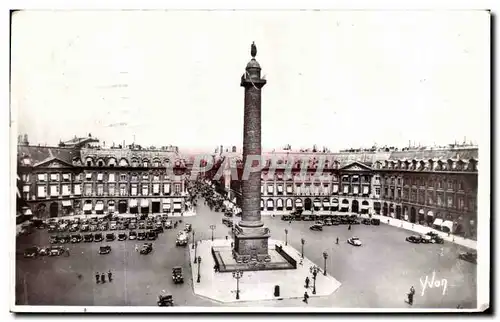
[12,11,489,152]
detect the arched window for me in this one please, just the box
[85,157,94,167]
[97,159,105,167]
[108,158,117,167]
[119,158,129,167]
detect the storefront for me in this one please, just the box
[340,199,349,212]
[95,201,104,214]
[162,199,171,213]
[83,202,93,215]
[285,198,293,211]
[108,201,115,214]
[173,199,182,213]
[152,199,161,213]
[62,200,72,215]
[140,199,149,214]
[313,198,321,211]
[118,200,127,214]
[360,201,369,214]
[331,198,339,211]
[426,211,434,226]
[129,199,138,214]
[322,198,330,211]
[295,199,303,210]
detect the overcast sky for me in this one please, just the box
[11,10,489,152]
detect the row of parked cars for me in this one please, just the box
[23,245,66,258]
[49,230,161,244]
[406,232,445,244]
[309,217,381,231]
[46,217,173,234]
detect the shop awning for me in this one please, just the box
[427,211,434,217]
[62,200,72,207]
[277,199,284,208]
[173,203,182,210]
[331,199,339,205]
[95,202,104,211]
[83,203,93,211]
[419,209,425,215]
[313,201,321,207]
[129,199,138,208]
[141,199,149,208]
[323,201,330,207]
[433,218,443,226]
[441,220,454,232]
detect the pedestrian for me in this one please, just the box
[303,291,309,304]
[66,247,70,256]
[226,235,228,240]
[135,244,139,252]
[305,276,310,288]
[101,272,106,284]
[407,286,415,305]
[95,272,100,284]
[108,270,113,282]
[336,237,339,244]
[348,224,351,231]
[299,258,303,266]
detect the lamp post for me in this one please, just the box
[232,270,243,300]
[210,225,216,241]
[196,256,201,283]
[284,228,288,246]
[301,238,305,258]
[192,229,196,249]
[310,265,319,295]
[323,251,328,276]
[194,239,198,263]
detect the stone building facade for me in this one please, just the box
[18,140,189,219]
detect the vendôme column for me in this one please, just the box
[233,42,271,262]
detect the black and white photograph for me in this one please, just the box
[9,8,490,313]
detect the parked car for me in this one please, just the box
[458,251,477,264]
[347,237,362,246]
[147,230,157,241]
[138,221,146,229]
[324,218,333,226]
[69,224,79,232]
[420,235,432,244]
[38,247,49,256]
[425,232,445,244]
[59,235,71,244]
[371,218,380,225]
[138,231,146,241]
[94,233,104,242]
[23,247,39,258]
[146,222,154,230]
[49,235,59,244]
[362,219,371,225]
[129,223,137,230]
[110,221,118,230]
[99,245,112,255]
[106,233,116,241]
[153,226,164,234]
[89,225,97,232]
[49,246,64,256]
[129,231,138,240]
[164,221,173,229]
[315,221,325,226]
[406,235,422,243]
[118,233,128,241]
[83,233,94,242]
[71,234,83,243]
[309,224,323,232]
[176,232,188,246]
[184,223,192,232]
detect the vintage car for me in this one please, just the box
[222,218,232,227]
[281,215,291,221]
[129,223,137,230]
[138,221,146,229]
[371,218,381,225]
[309,224,323,232]
[71,234,83,243]
[49,235,59,244]
[314,221,325,226]
[146,221,154,230]
[89,224,97,232]
[80,224,90,232]
[83,233,94,242]
[59,235,71,244]
[157,294,174,306]
[420,235,432,244]
[184,223,192,233]
[138,231,146,241]
[110,221,118,230]
[176,232,188,246]
[118,233,128,241]
[172,266,184,284]
[406,235,422,243]
[38,247,49,256]
[58,223,69,232]
[48,224,58,233]
[164,221,173,229]
[140,243,153,255]
[347,237,362,246]
[69,224,80,232]
[106,233,116,241]
[425,232,445,244]
[99,223,109,231]
[94,233,104,242]
[458,251,477,264]
[362,219,371,225]
[23,247,39,258]
[129,231,138,240]
[324,218,333,226]
[147,231,157,241]
[49,246,65,256]
[99,245,112,255]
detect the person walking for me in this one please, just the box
[348,224,351,231]
[303,291,309,304]
[108,270,113,282]
[407,286,415,305]
[135,244,139,252]
[95,272,100,284]
[336,237,339,244]
[305,276,310,289]
[100,272,106,284]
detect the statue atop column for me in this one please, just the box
[251,41,257,58]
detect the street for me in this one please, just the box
[15,199,476,308]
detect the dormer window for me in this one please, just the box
[108,158,117,167]
[22,157,31,165]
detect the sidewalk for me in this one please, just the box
[372,215,476,250]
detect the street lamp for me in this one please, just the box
[210,225,216,241]
[196,256,202,283]
[192,229,196,249]
[232,270,243,300]
[301,238,305,259]
[310,265,320,295]
[194,240,198,263]
[323,251,328,276]
[284,228,288,246]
